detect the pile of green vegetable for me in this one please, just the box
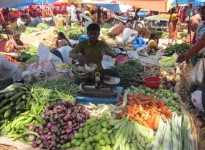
[152,113,195,150]
[69,115,155,150]
[128,85,180,111]
[0,84,31,121]
[31,78,80,103]
[113,60,144,87]
[101,23,112,29]
[159,55,177,68]
[164,43,190,55]
[21,45,38,56]
[24,23,50,35]
[25,56,38,65]
[67,24,83,40]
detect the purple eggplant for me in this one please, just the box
[39,143,44,149]
[28,135,36,141]
[50,125,58,133]
[28,124,36,131]
[65,128,72,134]
[40,112,45,118]
[46,122,52,129]
[31,142,38,148]
[68,133,74,140]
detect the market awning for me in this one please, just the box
[115,0,172,12]
[80,2,132,13]
[171,0,196,5]
[0,0,29,8]
[0,0,58,8]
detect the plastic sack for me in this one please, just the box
[102,55,115,69]
[115,55,129,64]
[133,37,146,49]
[191,58,205,86]
[22,62,41,78]
[57,46,73,65]
[37,43,63,78]
[191,90,204,112]
[108,23,125,35]
[127,51,139,59]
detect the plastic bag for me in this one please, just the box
[191,90,204,112]
[37,43,64,78]
[108,23,125,35]
[133,37,146,49]
[102,55,115,69]
[127,51,139,59]
[191,58,205,85]
[57,46,73,65]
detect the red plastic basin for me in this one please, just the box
[144,77,161,88]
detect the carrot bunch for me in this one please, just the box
[117,94,172,130]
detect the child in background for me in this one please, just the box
[147,33,159,52]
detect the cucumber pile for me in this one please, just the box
[69,115,155,150]
[0,84,31,120]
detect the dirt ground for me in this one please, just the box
[21,30,53,45]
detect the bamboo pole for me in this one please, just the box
[0,9,9,39]
[45,0,56,25]
[188,0,191,45]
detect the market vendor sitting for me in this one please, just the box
[56,32,72,48]
[122,22,138,47]
[5,32,28,53]
[0,56,22,90]
[147,33,159,52]
[69,23,117,70]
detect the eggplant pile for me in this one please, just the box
[32,101,89,150]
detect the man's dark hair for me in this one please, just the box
[87,23,100,32]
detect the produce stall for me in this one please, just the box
[0,56,200,150]
[145,14,170,31]
[0,20,202,150]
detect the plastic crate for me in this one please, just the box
[77,87,123,105]
[78,35,89,41]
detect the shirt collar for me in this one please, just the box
[88,40,100,47]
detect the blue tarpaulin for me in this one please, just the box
[0,0,58,8]
[171,0,204,6]
[80,2,131,13]
[171,0,195,5]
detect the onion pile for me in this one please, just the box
[31,101,89,150]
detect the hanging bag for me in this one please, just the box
[191,55,205,86]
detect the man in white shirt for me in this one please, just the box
[0,56,22,90]
[17,16,26,27]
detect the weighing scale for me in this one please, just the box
[72,65,122,105]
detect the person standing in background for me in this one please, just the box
[76,10,93,34]
[70,4,77,22]
[103,8,108,20]
[97,7,102,24]
[168,8,179,45]
[66,4,71,26]
[185,4,193,34]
